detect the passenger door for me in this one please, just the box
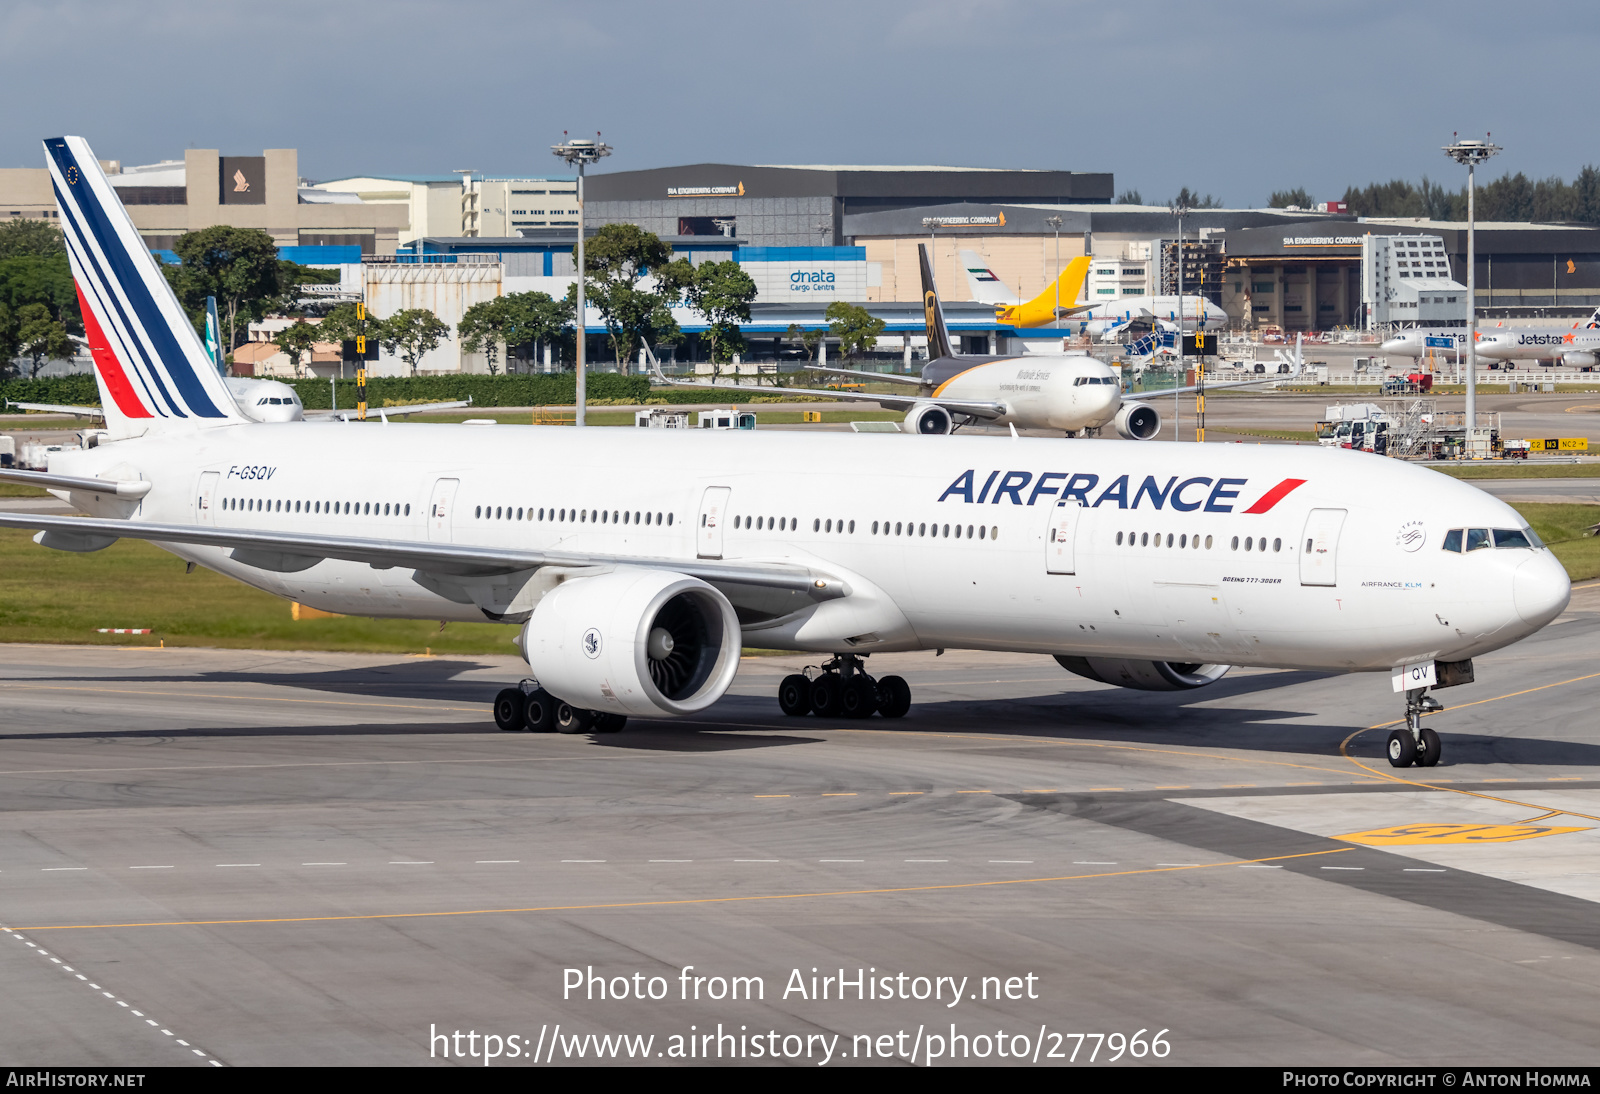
[1045,497,1083,574]
[196,471,219,525]
[697,486,732,559]
[427,478,459,543]
[1299,508,1347,586]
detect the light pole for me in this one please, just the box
[1168,199,1190,439]
[1444,134,1500,456]
[552,133,612,427]
[1045,215,1063,327]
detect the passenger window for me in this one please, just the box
[667,513,673,526]
[1141,532,1148,546]
[1493,528,1533,549]
[405,504,411,517]
[919,523,927,536]
[895,522,902,535]
[1442,529,1463,552]
[1245,536,1252,551]
[825,519,832,533]
[1116,531,1123,545]
[1465,528,1490,551]
[980,526,987,539]
[872,521,879,534]
[1232,536,1240,550]
[848,520,856,533]
[991,526,999,541]
[1273,537,1281,552]
[1204,535,1212,549]
[814,519,821,532]
[966,525,974,538]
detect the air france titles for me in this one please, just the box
[936,470,1306,514]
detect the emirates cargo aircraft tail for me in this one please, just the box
[44,136,246,437]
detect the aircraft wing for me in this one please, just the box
[308,399,474,421]
[4,401,105,419]
[0,512,850,600]
[654,375,1006,421]
[804,366,924,387]
[0,469,151,498]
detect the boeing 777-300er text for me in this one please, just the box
[0,137,1573,768]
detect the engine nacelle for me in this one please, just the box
[1113,402,1161,440]
[520,567,741,718]
[902,402,955,434]
[1055,656,1229,692]
[1562,351,1598,368]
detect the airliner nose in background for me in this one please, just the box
[0,135,1572,771]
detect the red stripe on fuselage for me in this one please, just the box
[1243,477,1306,514]
[74,282,151,418]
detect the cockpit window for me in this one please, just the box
[1465,528,1491,551]
[1441,529,1463,553]
[1493,528,1534,549]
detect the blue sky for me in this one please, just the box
[3,0,1593,206]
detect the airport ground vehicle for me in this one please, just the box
[0,136,1573,769]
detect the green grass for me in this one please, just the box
[1211,427,1320,443]
[0,483,48,497]
[1437,463,1600,480]
[404,409,904,426]
[1510,503,1600,582]
[0,529,517,653]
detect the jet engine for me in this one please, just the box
[520,568,741,717]
[1112,402,1161,440]
[902,402,955,434]
[1055,656,1230,691]
[1563,351,1599,368]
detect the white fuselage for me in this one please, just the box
[927,356,1122,432]
[1474,328,1600,366]
[47,423,1567,674]
[1379,330,1469,358]
[1080,296,1228,338]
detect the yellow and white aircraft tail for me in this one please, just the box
[994,256,1091,328]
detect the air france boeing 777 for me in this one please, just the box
[0,137,1573,770]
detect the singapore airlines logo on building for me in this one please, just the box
[232,169,251,193]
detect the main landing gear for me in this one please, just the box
[1387,688,1443,768]
[778,654,911,720]
[493,681,626,734]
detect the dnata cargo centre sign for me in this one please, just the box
[740,247,867,302]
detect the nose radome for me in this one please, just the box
[1514,552,1571,627]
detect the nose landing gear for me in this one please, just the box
[778,654,911,720]
[1387,689,1443,768]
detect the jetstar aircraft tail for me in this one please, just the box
[44,136,246,437]
[994,256,1091,328]
[917,243,955,359]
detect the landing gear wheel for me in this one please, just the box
[523,689,556,733]
[877,675,912,719]
[493,688,526,731]
[1387,728,1418,768]
[554,702,593,734]
[778,674,813,716]
[810,675,843,718]
[840,676,877,719]
[1417,727,1442,767]
[591,712,627,733]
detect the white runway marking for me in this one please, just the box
[129,865,173,870]
[216,863,260,867]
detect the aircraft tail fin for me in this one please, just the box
[959,249,1018,305]
[1587,306,1600,330]
[994,256,1092,328]
[917,244,955,359]
[45,136,246,437]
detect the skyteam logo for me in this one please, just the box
[937,470,1306,513]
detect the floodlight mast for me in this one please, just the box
[552,134,612,427]
[1443,133,1500,454]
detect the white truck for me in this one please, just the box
[1315,402,1392,452]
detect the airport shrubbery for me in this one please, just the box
[0,375,100,409]
[283,373,653,410]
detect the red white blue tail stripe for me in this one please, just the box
[44,136,242,427]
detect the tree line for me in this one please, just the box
[1270,166,1600,224]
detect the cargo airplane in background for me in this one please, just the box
[0,136,1573,771]
[663,245,1275,440]
[959,250,1227,340]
